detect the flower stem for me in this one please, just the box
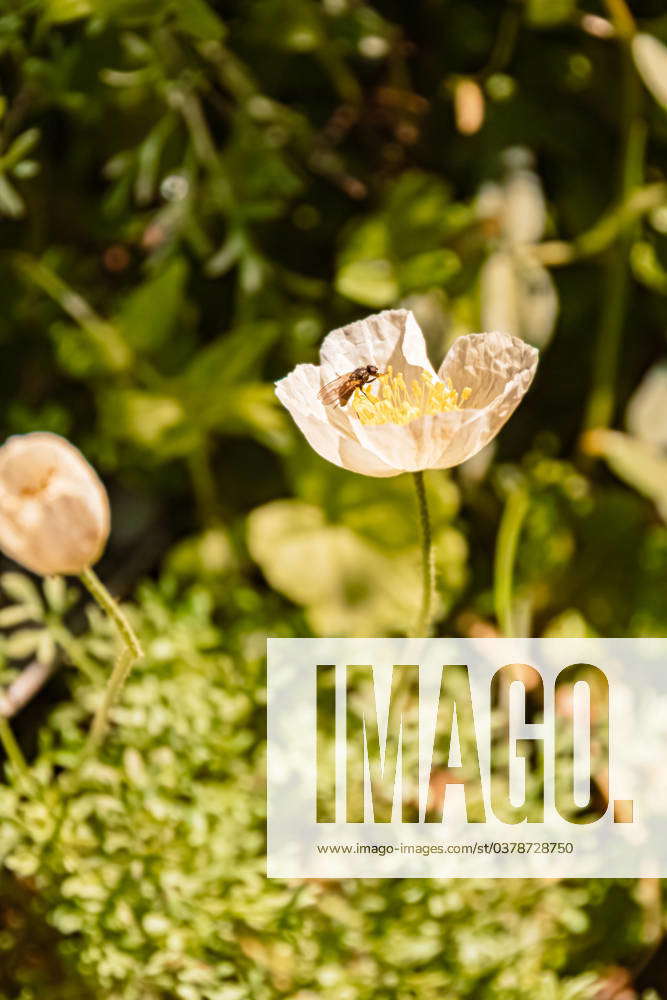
[79,567,143,757]
[412,470,435,637]
[83,647,134,756]
[494,487,529,637]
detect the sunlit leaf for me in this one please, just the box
[0,174,24,218]
[117,257,189,352]
[165,528,236,579]
[43,575,67,614]
[175,0,225,40]
[335,258,398,308]
[247,499,422,635]
[6,628,42,659]
[335,173,469,308]
[398,249,460,295]
[42,0,92,22]
[583,429,667,521]
[99,388,188,453]
[525,0,575,26]
[0,605,38,628]
[1,574,43,614]
[180,322,280,389]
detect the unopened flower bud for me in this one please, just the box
[0,432,110,576]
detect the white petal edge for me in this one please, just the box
[438,331,538,410]
[275,364,400,476]
[318,309,436,384]
[350,332,538,471]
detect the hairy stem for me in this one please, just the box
[411,470,435,637]
[79,567,143,758]
[84,647,135,756]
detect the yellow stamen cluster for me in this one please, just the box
[351,366,472,426]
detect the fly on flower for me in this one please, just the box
[318,364,381,407]
[276,310,538,476]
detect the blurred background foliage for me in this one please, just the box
[1,0,667,996]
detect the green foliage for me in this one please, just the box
[0,581,654,999]
[248,455,466,634]
[335,174,468,308]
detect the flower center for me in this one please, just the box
[351,366,472,426]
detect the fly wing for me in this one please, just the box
[318,373,351,405]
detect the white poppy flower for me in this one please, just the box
[275,309,538,477]
[477,150,558,350]
[0,432,110,575]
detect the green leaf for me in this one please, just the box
[543,608,597,638]
[6,628,42,659]
[165,528,236,579]
[43,575,67,614]
[99,387,191,455]
[116,257,189,352]
[583,429,667,520]
[192,382,287,448]
[0,605,38,628]
[247,488,466,636]
[335,173,470,306]
[180,322,280,390]
[173,0,226,40]
[101,378,286,457]
[36,631,56,665]
[0,128,40,171]
[384,173,458,251]
[397,249,460,295]
[525,0,575,27]
[335,258,398,308]
[290,450,460,549]
[1,574,43,614]
[134,115,177,206]
[42,0,92,22]
[0,174,24,218]
[247,499,421,635]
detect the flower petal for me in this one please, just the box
[319,309,435,384]
[351,421,426,473]
[337,437,400,477]
[426,408,512,469]
[275,364,399,476]
[438,331,538,410]
[427,331,539,467]
[347,332,536,472]
[351,409,478,472]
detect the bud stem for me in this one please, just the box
[79,567,143,757]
